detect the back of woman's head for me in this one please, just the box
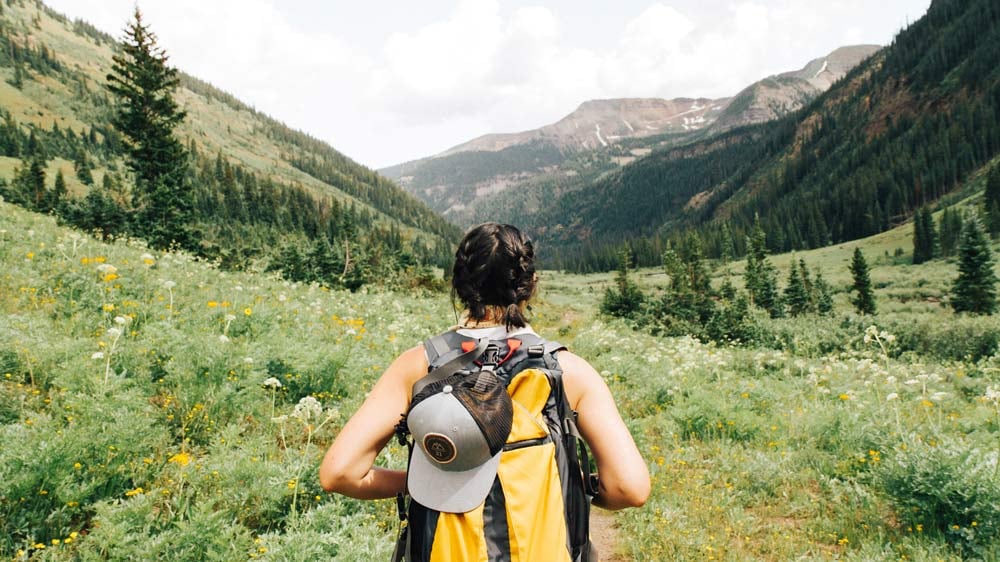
[452,222,536,328]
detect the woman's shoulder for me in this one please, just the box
[551,349,602,408]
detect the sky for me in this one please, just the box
[44,0,932,169]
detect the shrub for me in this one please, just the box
[874,437,1000,556]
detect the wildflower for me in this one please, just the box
[96,263,117,275]
[125,487,144,497]
[224,314,236,322]
[162,280,176,290]
[291,396,323,423]
[207,301,219,308]
[244,307,253,316]
[886,392,898,402]
[244,356,255,365]
[106,327,123,339]
[141,253,155,265]
[985,386,1000,404]
[91,351,105,360]
[102,303,115,312]
[114,316,129,325]
[168,452,191,466]
[262,377,283,389]
[102,272,119,283]
[218,334,231,344]
[73,462,82,470]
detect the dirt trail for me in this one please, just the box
[590,508,628,561]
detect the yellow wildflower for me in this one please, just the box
[168,452,191,466]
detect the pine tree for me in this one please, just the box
[814,272,834,315]
[51,168,67,209]
[938,207,964,257]
[849,248,877,315]
[720,223,735,264]
[744,216,782,317]
[799,259,815,312]
[951,215,997,314]
[13,156,47,211]
[912,206,937,264]
[784,261,809,316]
[106,8,195,250]
[601,247,644,318]
[984,165,1000,238]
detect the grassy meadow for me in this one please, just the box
[3,200,1000,561]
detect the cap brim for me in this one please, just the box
[407,446,501,513]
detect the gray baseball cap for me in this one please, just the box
[405,371,513,513]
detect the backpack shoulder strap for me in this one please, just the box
[413,333,488,397]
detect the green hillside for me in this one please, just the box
[0,0,460,287]
[528,0,1000,272]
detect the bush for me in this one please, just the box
[874,437,1000,557]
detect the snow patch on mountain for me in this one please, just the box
[813,60,829,79]
[595,124,608,147]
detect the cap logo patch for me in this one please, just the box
[423,433,457,464]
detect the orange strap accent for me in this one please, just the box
[461,341,477,352]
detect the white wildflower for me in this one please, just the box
[930,392,949,402]
[291,396,323,423]
[224,314,236,322]
[886,392,898,402]
[162,280,176,290]
[984,386,1000,404]
[218,334,230,344]
[114,316,129,325]
[106,327,122,339]
[91,351,105,360]
[244,356,255,365]
[262,377,283,389]
[96,264,118,275]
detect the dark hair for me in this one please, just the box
[452,222,536,328]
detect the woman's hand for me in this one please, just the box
[559,351,651,510]
[319,345,426,499]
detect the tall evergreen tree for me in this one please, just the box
[984,165,1000,238]
[938,207,964,257]
[601,246,644,318]
[106,8,195,250]
[912,206,937,264]
[951,215,997,314]
[849,248,877,315]
[783,261,809,316]
[744,216,782,317]
[814,272,834,315]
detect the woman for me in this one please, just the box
[320,222,649,561]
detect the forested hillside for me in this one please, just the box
[532,0,1000,272]
[0,0,460,288]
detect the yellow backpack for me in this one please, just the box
[393,331,597,562]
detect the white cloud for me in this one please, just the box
[43,0,932,168]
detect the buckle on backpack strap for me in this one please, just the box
[527,344,544,357]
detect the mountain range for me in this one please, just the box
[380,45,880,223]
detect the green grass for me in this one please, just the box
[3,198,1000,560]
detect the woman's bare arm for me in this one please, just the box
[559,351,650,510]
[319,345,426,499]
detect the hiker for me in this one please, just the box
[320,222,649,561]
